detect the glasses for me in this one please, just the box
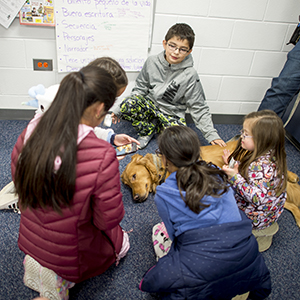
[240,130,253,139]
[166,43,190,54]
[155,149,162,157]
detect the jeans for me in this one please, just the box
[258,41,300,117]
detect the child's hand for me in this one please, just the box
[111,113,120,124]
[114,134,140,147]
[222,162,239,179]
[210,139,226,147]
[222,149,231,164]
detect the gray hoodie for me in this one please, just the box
[124,50,220,143]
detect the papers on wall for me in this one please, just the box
[0,0,26,29]
[55,0,153,73]
[19,0,55,27]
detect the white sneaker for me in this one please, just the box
[137,132,155,149]
[0,181,19,213]
[23,255,75,300]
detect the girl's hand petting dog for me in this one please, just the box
[222,149,239,178]
[222,162,239,179]
[222,149,231,164]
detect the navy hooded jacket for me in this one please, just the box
[140,211,271,299]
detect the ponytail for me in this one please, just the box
[15,66,117,213]
[177,161,229,214]
[158,126,230,214]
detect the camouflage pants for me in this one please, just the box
[120,95,186,136]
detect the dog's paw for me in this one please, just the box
[287,171,299,183]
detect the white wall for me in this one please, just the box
[0,0,299,115]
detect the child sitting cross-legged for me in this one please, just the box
[112,23,225,149]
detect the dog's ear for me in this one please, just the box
[138,156,157,178]
[121,153,144,185]
[287,170,299,183]
[130,153,143,163]
[138,154,161,192]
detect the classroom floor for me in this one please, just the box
[1,119,300,299]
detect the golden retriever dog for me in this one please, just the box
[285,171,300,227]
[121,139,300,227]
[121,153,170,202]
[121,140,237,202]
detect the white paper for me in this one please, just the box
[54,0,153,73]
[0,0,26,29]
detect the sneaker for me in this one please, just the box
[23,255,75,300]
[0,181,20,213]
[137,132,155,149]
[152,222,172,261]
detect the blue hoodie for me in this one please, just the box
[155,172,241,241]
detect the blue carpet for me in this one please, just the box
[0,119,300,300]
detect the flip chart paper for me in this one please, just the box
[55,0,152,73]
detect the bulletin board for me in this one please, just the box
[19,0,55,26]
[55,0,153,73]
[20,0,55,27]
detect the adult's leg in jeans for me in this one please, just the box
[258,42,300,117]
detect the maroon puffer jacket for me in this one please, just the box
[11,128,125,283]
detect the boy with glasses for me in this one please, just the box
[112,23,225,149]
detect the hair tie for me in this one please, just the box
[186,160,198,167]
[79,70,85,82]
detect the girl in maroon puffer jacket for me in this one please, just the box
[12,66,129,300]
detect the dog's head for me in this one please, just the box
[121,139,240,203]
[121,153,165,202]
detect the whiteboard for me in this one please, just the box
[54,0,153,73]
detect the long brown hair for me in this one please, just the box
[158,126,230,214]
[229,110,287,194]
[14,66,117,213]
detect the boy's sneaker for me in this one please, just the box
[137,132,155,149]
[0,182,20,213]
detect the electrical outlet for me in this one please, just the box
[33,59,53,71]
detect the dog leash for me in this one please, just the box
[283,91,300,128]
[151,154,168,184]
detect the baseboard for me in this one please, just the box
[186,113,244,125]
[0,109,35,120]
[0,109,245,125]
[285,131,300,152]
